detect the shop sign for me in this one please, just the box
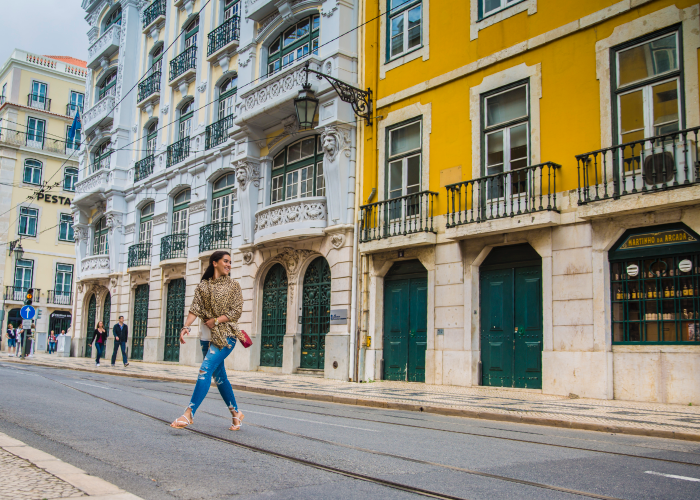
[36,192,72,205]
[619,229,696,250]
[330,309,347,325]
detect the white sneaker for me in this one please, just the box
[95,362,99,367]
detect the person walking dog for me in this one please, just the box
[111,316,129,367]
[170,251,248,431]
[92,321,107,367]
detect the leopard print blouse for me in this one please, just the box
[189,275,244,349]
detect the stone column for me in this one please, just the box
[235,160,261,246]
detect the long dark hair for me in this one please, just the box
[201,250,231,282]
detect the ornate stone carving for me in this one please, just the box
[239,65,309,115]
[124,223,136,234]
[77,283,83,293]
[161,104,169,114]
[189,200,206,213]
[238,49,254,68]
[321,126,350,163]
[235,161,260,191]
[322,0,339,18]
[76,170,108,193]
[243,252,254,265]
[273,247,314,281]
[81,255,111,273]
[330,233,344,249]
[83,95,115,131]
[88,24,121,60]
[197,81,207,93]
[255,199,327,232]
[321,126,351,223]
[258,11,278,32]
[110,276,118,288]
[152,213,168,225]
[73,226,88,243]
[105,213,123,234]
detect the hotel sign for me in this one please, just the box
[619,229,696,250]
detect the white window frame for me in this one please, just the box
[271,175,284,204]
[172,207,189,235]
[54,264,73,304]
[23,159,42,185]
[18,207,38,237]
[64,167,78,192]
[58,213,74,242]
[14,259,33,293]
[26,117,45,149]
[30,81,47,109]
[379,0,430,79]
[388,0,423,61]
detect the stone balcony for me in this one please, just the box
[87,24,121,70]
[246,0,279,22]
[254,197,327,245]
[74,169,110,204]
[83,95,115,136]
[80,254,111,280]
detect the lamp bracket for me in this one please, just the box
[302,62,372,126]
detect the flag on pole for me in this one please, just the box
[68,108,81,143]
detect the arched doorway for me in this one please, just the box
[480,243,543,389]
[260,263,287,367]
[164,278,185,362]
[8,308,22,331]
[301,257,331,370]
[85,294,97,357]
[131,284,149,360]
[49,311,72,336]
[103,292,111,331]
[383,260,428,382]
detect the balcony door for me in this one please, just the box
[615,31,686,190]
[54,264,73,305]
[26,117,45,149]
[224,0,239,20]
[179,100,193,141]
[172,189,190,235]
[211,173,234,224]
[386,120,422,232]
[30,81,47,109]
[139,202,154,244]
[14,259,33,300]
[184,17,199,49]
[69,91,84,117]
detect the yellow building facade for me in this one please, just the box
[0,50,86,348]
[359,0,700,403]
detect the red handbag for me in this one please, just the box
[240,330,253,348]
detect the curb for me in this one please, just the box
[0,431,143,499]
[5,358,700,443]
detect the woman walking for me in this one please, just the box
[48,330,57,354]
[171,251,245,431]
[92,321,107,366]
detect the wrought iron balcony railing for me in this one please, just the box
[47,290,73,306]
[134,155,154,182]
[5,286,40,302]
[207,16,240,56]
[160,233,188,261]
[142,0,166,28]
[166,137,190,167]
[169,46,196,81]
[91,151,113,174]
[205,114,233,149]
[199,221,233,253]
[576,127,700,205]
[360,191,437,243]
[138,71,161,102]
[445,162,561,228]
[27,93,50,111]
[66,103,83,117]
[0,129,67,155]
[128,243,152,267]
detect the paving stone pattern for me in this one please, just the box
[0,447,85,500]
[10,353,700,437]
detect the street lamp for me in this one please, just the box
[9,239,23,260]
[294,61,373,130]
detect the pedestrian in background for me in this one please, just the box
[111,316,129,367]
[92,321,107,367]
[48,330,57,354]
[171,251,246,431]
[16,327,23,357]
[6,324,16,356]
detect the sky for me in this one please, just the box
[0,1,89,65]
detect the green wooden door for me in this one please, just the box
[102,292,111,331]
[85,294,97,357]
[164,278,185,362]
[480,266,542,389]
[301,257,331,369]
[131,284,149,360]
[514,267,543,389]
[383,276,428,382]
[260,264,287,367]
[383,279,409,380]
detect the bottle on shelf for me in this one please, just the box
[683,283,689,296]
[664,286,670,298]
[632,287,637,299]
[670,284,675,298]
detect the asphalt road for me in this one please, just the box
[1,361,699,500]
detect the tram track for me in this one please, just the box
[28,370,634,500]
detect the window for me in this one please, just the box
[64,168,78,192]
[218,76,237,120]
[146,121,158,156]
[26,117,45,148]
[224,0,240,20]
[480,0,524,19]
[151,44,164,73]
[18,207,38,236]
[59,213,74,242]
[212,173,235,223]
[69,91,84,117]
[54,264,73,302]
[270,136,325,204]
[267,14,320,77]
[23,159,42,185]
[172,189,191,234]
[14,259,33,292]
[66,125,80,151]
[179,100,194,140]
[92,141,112,172]
[98,71,117,101]
[104,5,122,31]
[93,216,109,255]
[388,0,422,60]
[387,120,422,200]
[140,202,154,243]
[482,83,529,199]
[29,81,47,109]
[184,17,199,49]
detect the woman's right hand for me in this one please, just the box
[179,327,189,344]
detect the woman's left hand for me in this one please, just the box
[205,318,216,329]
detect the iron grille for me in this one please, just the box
[360,190,437,243]
[128,243,152,267]
[199,221,232,252]
[166,137,190,167]
[207,16,240,56]
[160,233,188,261]
[134,155,155,182]
[205,114,234,149]
[138,71,161,102]
[169,46,197,81]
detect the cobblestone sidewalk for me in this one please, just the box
[5,353,700,441]
[0,431,142,500]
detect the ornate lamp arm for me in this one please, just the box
[302,62,373,126]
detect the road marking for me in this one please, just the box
[74,382,121,391]
[244,410,379,432]
[645,471,700,482]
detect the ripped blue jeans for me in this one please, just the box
[188,337,238,417]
